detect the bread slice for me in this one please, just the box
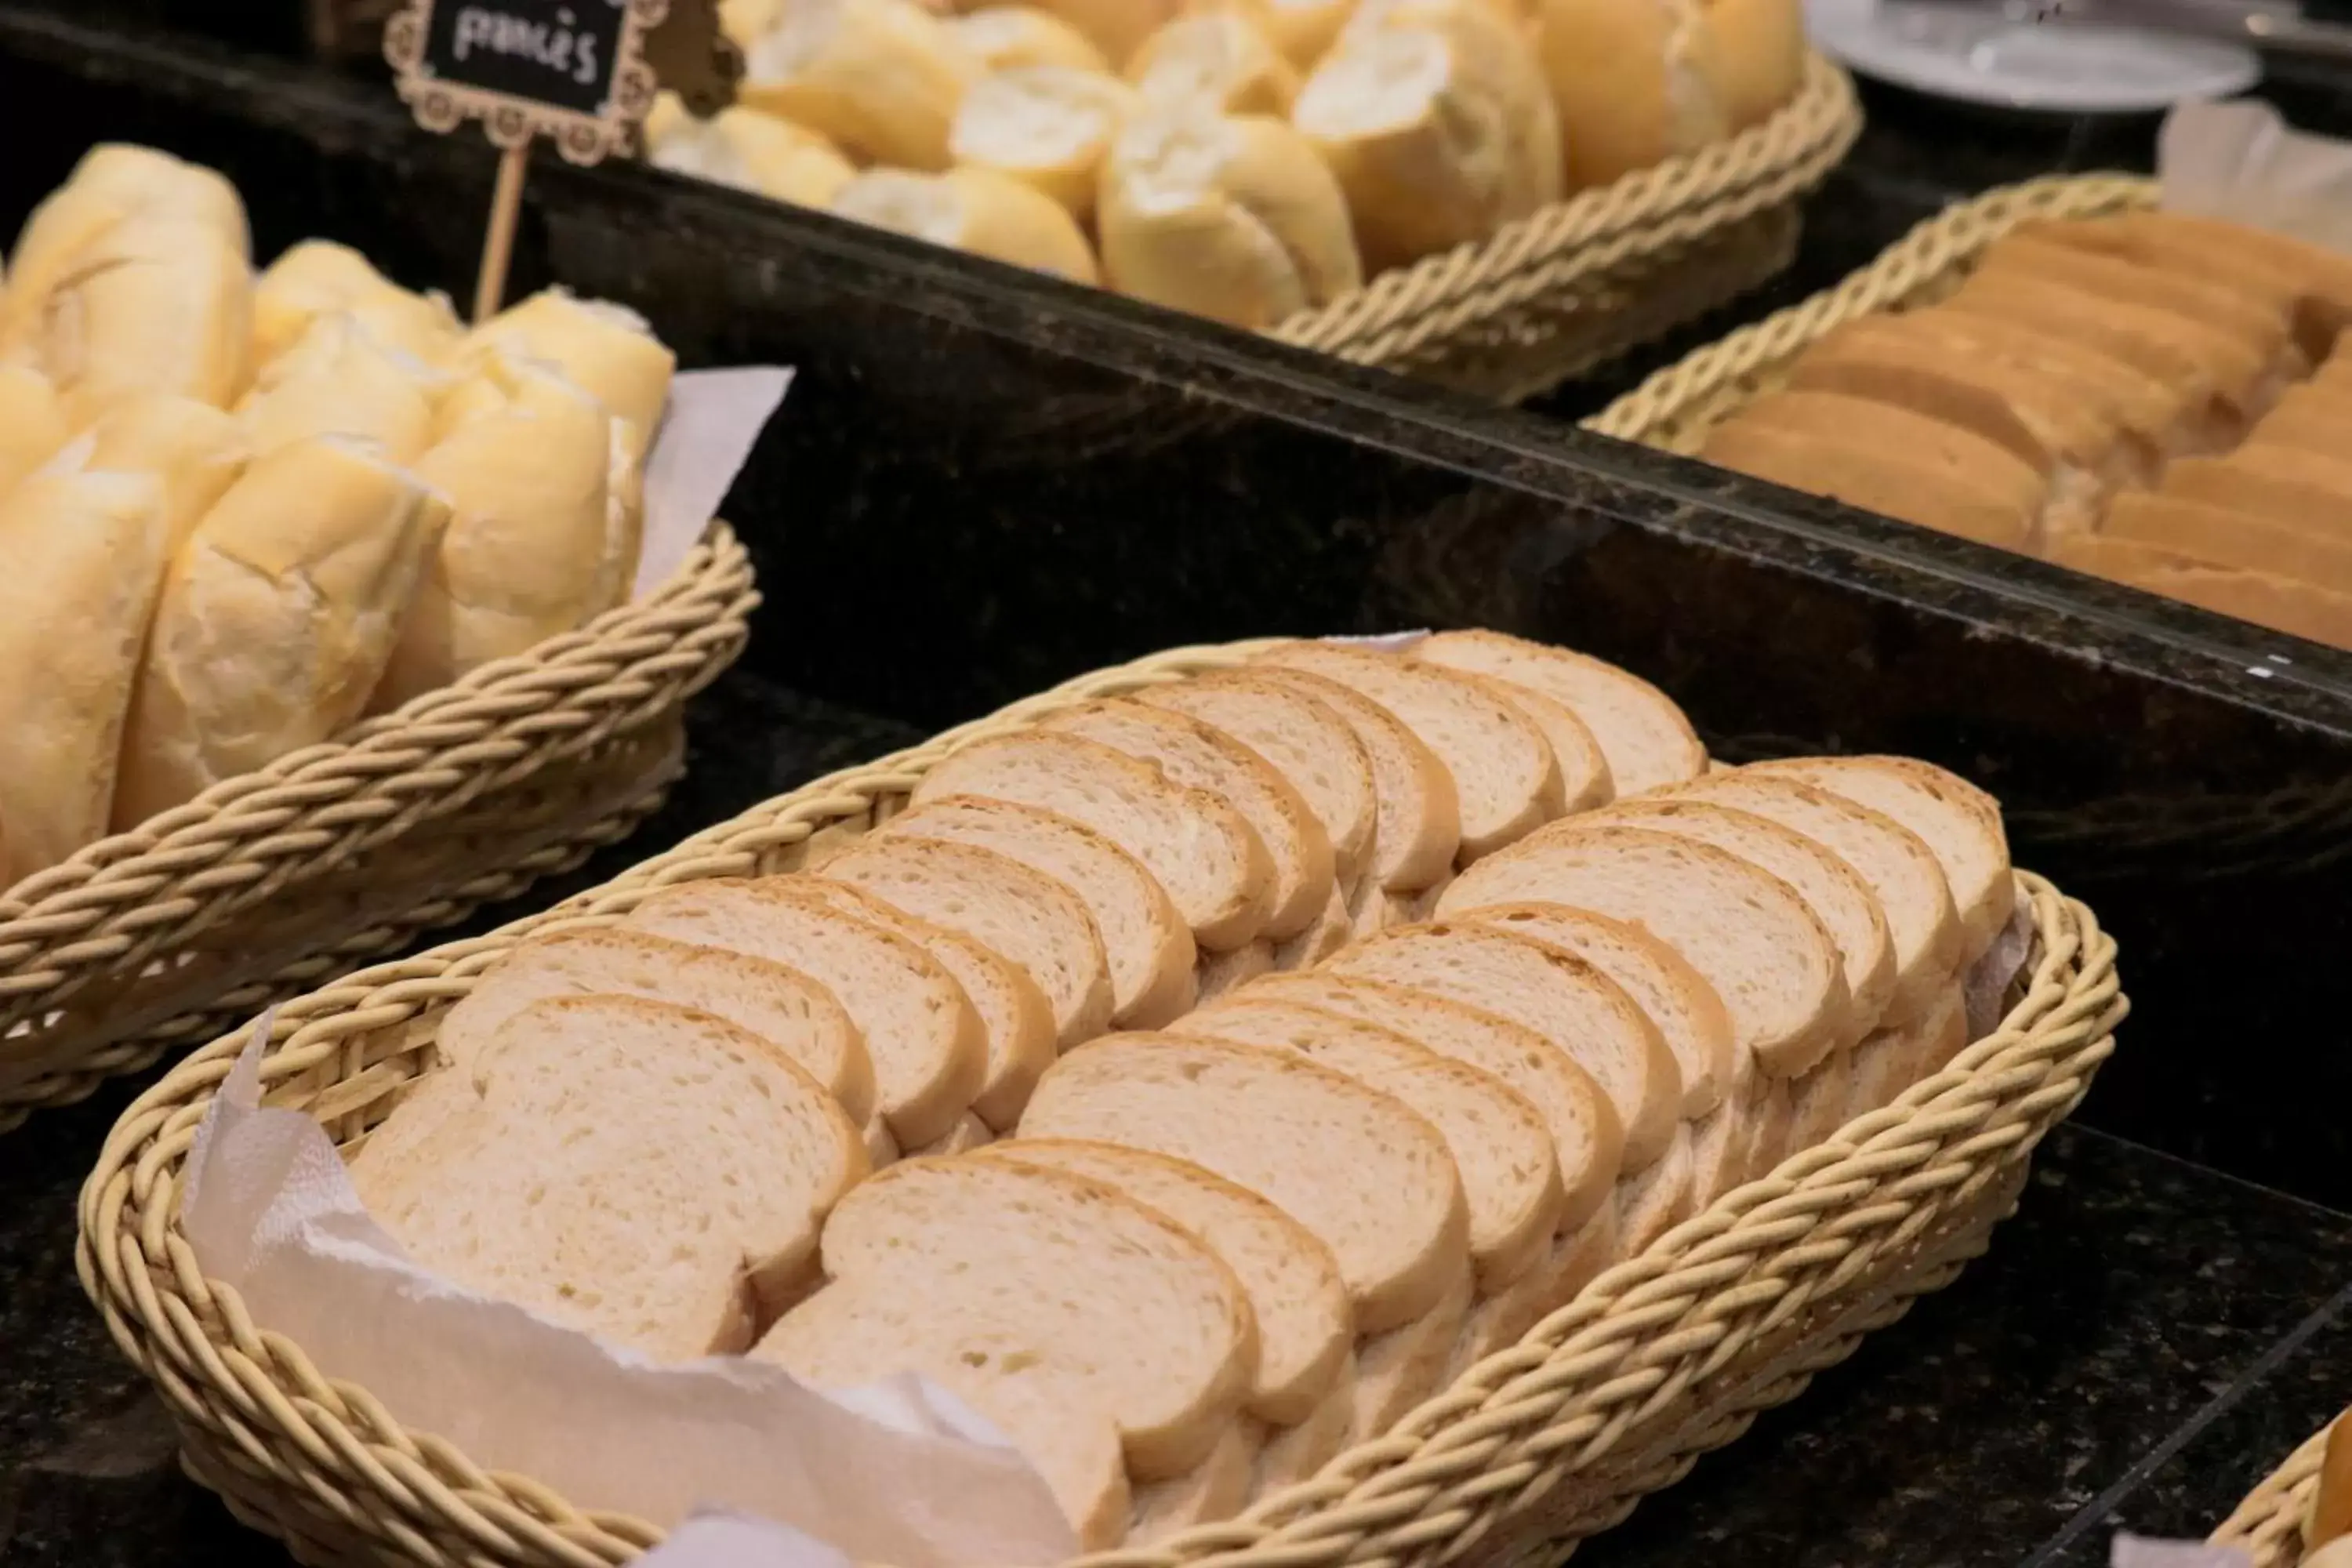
[1746,757,2012,965]
[1138,670,1378,888]
[809,1155,1256,1481]
[1944,272,2240,431]
[2163,452,2352,539]
[883,794,1196,1029]
[1700,417,2041,552]
[626,878,986,1148]
[1178,997,1563,1292]
[433,926,877,1124]
[2050,531,2352,651]
[1438,822,1849,1081]
[1457,904,1733,1121]
[1410,630,1706,797]
[1614,1124,1694,1257]
[1256,1353,1356,1494]
[913,731,1273,951]
[1018,1033,1471,1334]
[350,996,867,1359]
[987,1141,1351,1426]
[1039,699,1335,942]
[1272,882,1353,971]
[905,1109,997,1157]
[1325,923,1682,1174]
[1450,1201,1618,1375]
[818,836,1112,1056]
[1349,1258,1474,1441]
[1477,681,1613,815]
[1978,231,2293,374]
[1255,641,1564,862]
[1583,797,1895,1047]
[1197,938,1276,1004]
[2105,490,2352,597]
[1237,970,1623,1232]
[1247,663,1460,891]
[1131,1420,1261,1544]
[2028,213,2347,359]
[1893,305,2200,456]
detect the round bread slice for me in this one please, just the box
[811,1155,1258,1482]
[1438,822,1850,1081]
[788,877,1053,1131]
[351,995,868,1361]
[1750,756,2013,964]
[432,926,877,1125]
[985,1139,1352,1426]
[1138,670,1377,887]
[817,836,1113,1054]
[1582,797,1896,1049]
[1673,769,1965,1028]
[1257,1352,1357,1494]
[1450,1201,1620,1374]
[1481,681,1614,814]
[905,1109,997,1157]
[1247,662,1460,890]
[1197,938,1277,1004]
[880,793,1196,1028]
[1037,698,1335,941]
[1351,1258,1475,1440]
[1178,997,1563,1293]
[1613,1125,1695,1258]
[626,878,985,1148]
[1411,630,1707,797]
[1130,1420,1261,1544]
[1255,641,1563,862]
[1325,923,1682,1174]
[1272,882,1353,972]
[913,730,1272,951]
[1018,1033,1470,1334]
[1238,969,1624,1232]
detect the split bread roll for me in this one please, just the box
[84,393,248,556]
[832,167,1101,284]
[112,436,447,829]
[466,288,677,461]
[1097,107,1361,328]
[236,312,440,463]
[250,239,460,369]
[350,994,868,1361]
[0,364,69,493]
[952,66,1138,220]
[1128,11,1300,115]
[21,213,252,423]
[0,470,169,877]
[1535,0,1727,187]
[742,0,978,169]
[644,92,858,208]
[946,5,1113,72]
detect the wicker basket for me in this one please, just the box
[0,524,756,1134]
[1272,53,1861,401]
[75,637,2123,1568]
[2216,1417,2343,1568]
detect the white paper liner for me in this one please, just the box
[1965,886,2038,1044]
[2159,99,2352,252]
[641,1512,860,1568]
[1322,629,1431,652]
[2111,1533,2252,1568]
[635,367,792,600]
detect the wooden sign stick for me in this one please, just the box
[474,140,531,323]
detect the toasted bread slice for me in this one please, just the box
[1979,230,2293,371]
[2099,211,2352,351]
[2162,452,2352,539]
[1700,416,2039,552]
[1411,630,1704,796]
[1959,260,2268,416]
[1247,662,1461,890]
[2016,216,2327,359]
[1944,272,2234,436]
[2244,382,2352,462]
[1892,305,2198,454]
[2106,491,2352,596]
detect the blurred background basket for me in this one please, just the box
[2215,1416,2343,1568]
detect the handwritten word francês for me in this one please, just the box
[452,5,604,85]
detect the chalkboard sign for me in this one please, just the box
[386,0,664,162]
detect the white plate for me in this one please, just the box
[1806,0,2262,112]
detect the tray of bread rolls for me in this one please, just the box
[1588,174,2352,652]
[2214,1410,2352,1568]
[78,630,2122,1568]
[0,144,757,1134]
[643,0,1861,401]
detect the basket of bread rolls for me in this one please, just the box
[641,0,1860,400]
[1588,174,2352,653]
[0,143,757,1134]
[2214,1410,2352,1568]
[80,628,2122,1567]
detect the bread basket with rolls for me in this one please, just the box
[2212,1410,2352,1568]
[78,631,2122,1568]
[0,144,758,1134]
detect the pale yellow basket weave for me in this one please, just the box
[0,524,756,1134]
[1273,53,1862,401]
[75,636,2124,1568]
[1583,172,2158,445]
[2215,1416,2344,1568]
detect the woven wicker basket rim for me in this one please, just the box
[75,639,2125,1568]
[2215,1415,2341,1567]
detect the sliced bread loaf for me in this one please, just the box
[985,1140,1352,1426]
[880,794,1196,1029]
[626,878,986,1148]
[1255,641,1564,862]
[1411,630,1707,796]
[1138,670,1378,887]
[431,926,877,1125]
[913,731,1273,951]
[1039,699,1336,942]
[350,995,868,1360]
[1246,662,1460,890]
[1437,822,1850,1081]
[1324,923,1682,1174]
[1018,1033,1471,1334]
[1178,997,1563,1292]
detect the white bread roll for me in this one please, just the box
[1348,0,1563,207]
[742,0,979,169]
[466,289,677,462]
[372,353,612,711]
[250,240,460,369]
[1535,0,1729,188]
[1021,0,1182,64]
[833,166,1101,283]
[113,436,447,827]
[237,313,441,463]
[644,92,858,209]
[946,6,1112,72]
[1698,0,1806,129]
[1130,11,1300,115]
[1098,108,1360,328]
[1203,0,1352,67]
[85,394,249,555]
[0,364,69,495]
[0,470,169,876]
[24,214,252,422]
[950,66,1141,220]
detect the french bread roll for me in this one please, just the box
[0,469,169,874]
[236,313,439,462]
[112,436,447,827]
[2049,533,2352,649]
[1351,0,1563,205]
[466,288,677,461]
[84,392,248,555]
[250,239,460,369]
[1534,0,1726,187]
[0,363,70,495]
[952,66,1139,220]
[833,166,1101,283]
[742,0,978,169]
[1129,11,1299,115]
[1210,0,1353,67]
[1697,0,1806,130]
[644,92,858,208]
[1097,107,1360,328]
[946,5,1112,72]
[26,215,252,422]
[2106,491,2352,595]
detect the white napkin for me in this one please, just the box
[2160,99,2352,252]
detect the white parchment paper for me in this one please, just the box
[2111,1533,2252,1568]
[633,367,793,600]
[2160,98,2352,252]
